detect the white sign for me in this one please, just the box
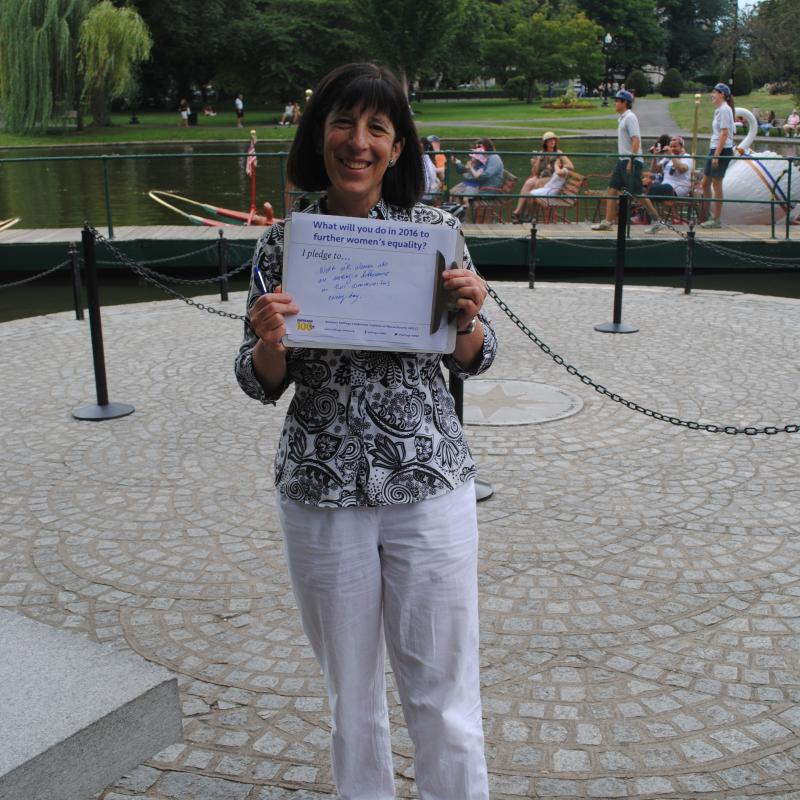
[282,213,463,353]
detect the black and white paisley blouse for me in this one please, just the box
[234,198,497,508]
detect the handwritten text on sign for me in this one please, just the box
[282,213,460,352]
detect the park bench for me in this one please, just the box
[534,170,588,224]
[470,169,518,223]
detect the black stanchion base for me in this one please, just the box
[475,478,494,502]
[593,322,639,334]
[72,402,135,421]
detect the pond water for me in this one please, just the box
[4,136,797,229]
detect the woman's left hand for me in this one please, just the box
[443,266,487,329]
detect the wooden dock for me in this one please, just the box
[1,223,798,273]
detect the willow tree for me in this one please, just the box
[0,0,87,132]
[78,1,151,127]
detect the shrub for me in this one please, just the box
[660,68,683,98]
[626,69,649,97]
[731,62,753,96]
[503,75,527,101]
[542,86,593,109]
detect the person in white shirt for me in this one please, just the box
[641,136,694,233]
[699,82,735,228]
[420,136,442,200]
[784,110,800,137]
[234,94,244,128]
[591,90,643,231]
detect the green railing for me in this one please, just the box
[0,149,796,240]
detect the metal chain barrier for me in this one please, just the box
[485,282,798,436]
[83,224,796,435]
[87,225,250,326]
[96,241,219,267]
[619,189,800,271]
[0,258,70,289]
[132,257,252,286]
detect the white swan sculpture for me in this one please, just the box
[720,107,800,225]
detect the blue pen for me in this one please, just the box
[252,265,269,295]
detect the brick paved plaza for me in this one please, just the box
[2,281,800,799]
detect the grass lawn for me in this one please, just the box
[0,99,618,149]
[669,91,797,134]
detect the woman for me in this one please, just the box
[700,82,735,229]
[783,109,799,137]
[234,62,495,800]
[511,131,572,223]
[420,136,442,201]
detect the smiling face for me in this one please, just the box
[321,104,404,216]
[711,89,724,106]
[614,98,627,114]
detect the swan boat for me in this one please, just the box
[720,108,800,226]
[0,217,20,232]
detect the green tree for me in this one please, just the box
[427,0,489,89]
[511,10,603,102]
[354,0,461,95]
[745,0,800,98]
[576,0,664,77]
[217,0,366,103]
[0,0,87,132]
[659,0,732,77]
[78,1,152,127]
[133,0,254,106]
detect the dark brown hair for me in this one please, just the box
[286,63,423,208]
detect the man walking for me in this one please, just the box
[235,94,244,128]
[592,90,642,230]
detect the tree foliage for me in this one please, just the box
[0,0,87,132]
[508,9,603,102]
[78,1,152,126]
[745,0,800,98]
[353,0,461,94]
[574,0,664,78]
[660,0,731,77]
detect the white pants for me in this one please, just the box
[278,481,489,800]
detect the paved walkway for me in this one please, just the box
[2,281,800,799]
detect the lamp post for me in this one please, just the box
[304,88,312,107]
[602,33,613,107]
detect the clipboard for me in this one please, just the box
[281,215,464,353]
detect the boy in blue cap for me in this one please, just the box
[592,89,643,230]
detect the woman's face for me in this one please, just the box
[322,104,404,212]
[544,137,557,151]
[711,89,724,106]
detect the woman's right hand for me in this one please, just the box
[250,284,299,353]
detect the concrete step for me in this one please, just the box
[0,610,182,800]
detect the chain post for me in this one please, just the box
[217,230,229,302]
[528,219,538,289]
[69,242,84,320]
[684,222,696,294]
[72,225,134,421]
[594,192,638,334]
[787,157,793,242]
